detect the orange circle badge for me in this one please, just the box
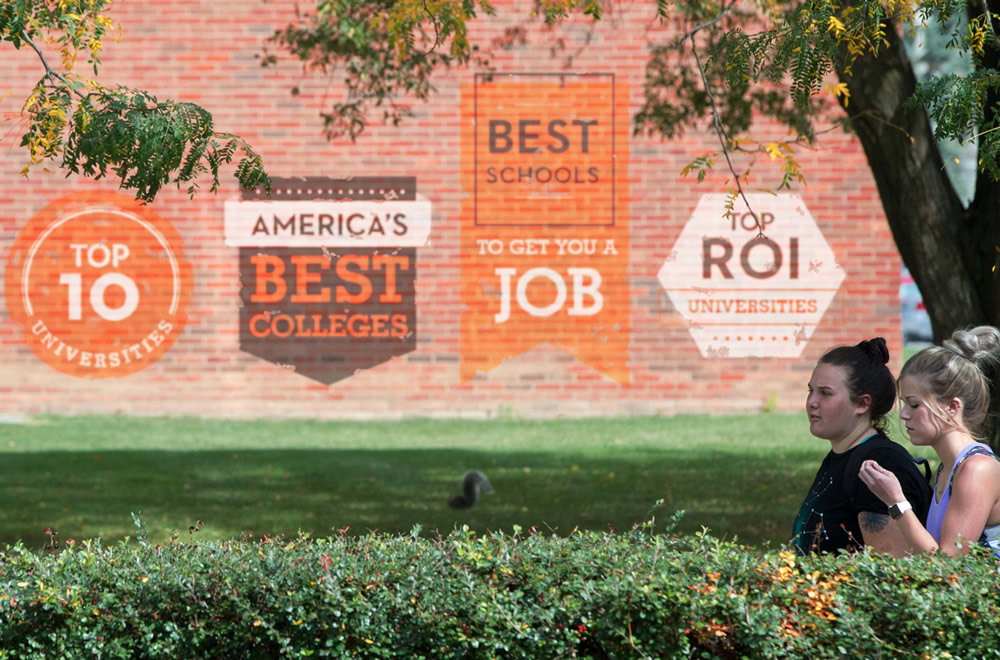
[4,191,193,378]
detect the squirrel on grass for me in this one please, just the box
[448,471,494,509]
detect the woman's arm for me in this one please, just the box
[857,510,915,557]
[858,460,938,554]
[937,456,1000,555]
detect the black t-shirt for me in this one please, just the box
[792,432,932,555]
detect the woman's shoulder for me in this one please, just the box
[952,446,1000,492]
[855,432,926,474]
[955,447,1000,475]
[958,441,997,458]
[862,431,911,455]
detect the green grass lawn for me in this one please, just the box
[0,413,933,550]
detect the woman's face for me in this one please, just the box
[806,363,865,441]
[898,375,946,446]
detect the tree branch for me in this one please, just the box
[405,0,445,57]
[21,30,87,101]
[979,0,1000,49]
[684,0,739,39]
[686,0,766,235]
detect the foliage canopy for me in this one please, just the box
[4,0,996,205]
[1,0,269,201]
[267,0,999,207]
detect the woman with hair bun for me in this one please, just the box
[792,338,931,556]
[860,326,1000,556]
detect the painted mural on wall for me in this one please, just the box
[4,191,193,378]
[0,0,899,418]
[224,177,428,384]
[460,73,631,384]
[658,194,844,358]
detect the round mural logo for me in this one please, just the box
[4,191,193,378]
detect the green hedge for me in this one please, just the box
[0,516,997,658]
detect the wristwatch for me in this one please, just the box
[888,501,913,520]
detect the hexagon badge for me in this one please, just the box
[658,194,844,358]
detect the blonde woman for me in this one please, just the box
[860,326,1000,555]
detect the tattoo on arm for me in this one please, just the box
[860,511,890,534]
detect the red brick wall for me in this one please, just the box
[0,1,901,419]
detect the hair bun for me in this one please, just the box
[945,326,1000,368]
[856,337,889,365]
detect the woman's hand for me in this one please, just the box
[858,459,906,506]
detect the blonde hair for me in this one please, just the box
[899,326,1000,443]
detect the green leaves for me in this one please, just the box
[1,0,118,74]
[0,522,997,657]
[908,69,1000,180]
[6,0,269,202]
[267,0,495,141]
[58,86,269,202]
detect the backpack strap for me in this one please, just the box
[913,456,933,483]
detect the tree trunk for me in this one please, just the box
[965,0,1000,327]
[834,16,992,340]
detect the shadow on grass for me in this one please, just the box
[0,447,818,550]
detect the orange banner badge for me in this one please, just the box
[4,191,193,378]
[460,74,630,384]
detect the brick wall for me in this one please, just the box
[0,1,902,419]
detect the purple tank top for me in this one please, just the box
[926,442,997,545]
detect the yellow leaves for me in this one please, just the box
[95,15,116,31]
[824,81,851,107]
[21,93,40,114]
[61,48,79,71]
[75,75,100,90]
[681,155,715,177]
[97,15,124,43]
[763,140,794,160]
[681,153,718,183]
[826,15,846,38]
[966,22,987,56]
